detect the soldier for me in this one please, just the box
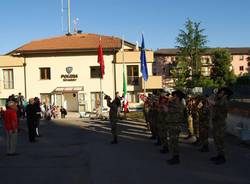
[147,95,156,139]
[105,95,120,144]
[190,96,200,145]
[166,90,185,165]
[158,94,170,154]
[209,87,233,164]
[197,96,210,152]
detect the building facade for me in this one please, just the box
[154,48,250,88]
[0,33,158,112]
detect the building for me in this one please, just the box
[0,33,159,112]
[154,48,250,88]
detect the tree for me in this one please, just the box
[175,19,208,88]
[210,48,236,87]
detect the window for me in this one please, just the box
[240,55,244,60]
[40,94,51,104]
[127,65,139,85]
[90,66,100,78]
[128,91,139,103]
[40,68,51,80]
[3,69,14,89]
[239,66,244,71]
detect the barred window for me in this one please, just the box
[40,68,51,80]
[127,65,139,85]
[3,69,14,89]
[90,66,101,78]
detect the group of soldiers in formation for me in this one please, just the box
[142,87,233,165]
[103,87,233,165]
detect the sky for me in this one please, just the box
[0,0,250,55]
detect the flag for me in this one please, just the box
[123,65,128,112]
[140,34,148,81]
[98,37,105,79]
[122,39,129,112]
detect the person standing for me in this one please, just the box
[210,87,232,164]
[26,98,37,142]
[3,101,19,155]
[166,90,185,165]
[105,95,120,144]
[197,96,210,152]
[34,97,41,137]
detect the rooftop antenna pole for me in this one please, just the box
[67,0,71,34]
[61,0,64,32]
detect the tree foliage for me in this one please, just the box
[210,48,236,87]
[174,19,208,88]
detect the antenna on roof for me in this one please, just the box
[73,17,79,33]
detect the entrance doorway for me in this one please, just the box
[64,92,78,111]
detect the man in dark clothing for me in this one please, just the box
[26,98,37,142]
[105,95,120,144]
[34,97,41,137]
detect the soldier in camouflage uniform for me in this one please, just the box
[148,97,156,139]
[153,96,162,146]
[210,87,232,164]
[190,96,200,144]
[157,94,169,153]
[105,95,120,144]
[197,96,210,152]
[166,90,185,165]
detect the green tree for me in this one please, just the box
[175,19,208,88]
[210,48,236,87]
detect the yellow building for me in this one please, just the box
[0,33,158,112]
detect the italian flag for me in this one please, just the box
[122,38,128,112]
[123,64,128,112]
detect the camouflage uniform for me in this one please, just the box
[167,100,185,157]
[143,99,150,130]
[157,100,168,150]
[191,99,200,141]
[212,97,229,156]
[197,97,210,150]
[148,100,156,138]
[107,98,119,143]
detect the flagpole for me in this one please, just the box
[100,77,103,115]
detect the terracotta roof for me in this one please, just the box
[155,47,250,55]
[10,33,123,55]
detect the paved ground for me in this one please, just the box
[0,116,250,184]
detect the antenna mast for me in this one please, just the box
[67,0,71,34]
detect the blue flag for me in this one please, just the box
[140,34,148,81]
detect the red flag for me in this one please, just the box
[98,40,105,79]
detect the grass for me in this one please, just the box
[123,111,144,120]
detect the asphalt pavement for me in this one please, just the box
[0,117,249,184]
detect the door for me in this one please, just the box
[63,93,78,111]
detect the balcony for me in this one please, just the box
[141,75,162,89]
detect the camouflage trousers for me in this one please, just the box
[199,120,209,147]
[148,111,157,137]
[212,119,226,156]
[157,123,168,148]
[168,126,181,156]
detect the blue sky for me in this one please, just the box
[0,0,250,54]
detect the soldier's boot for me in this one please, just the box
[160,146,169,154]
[199,145,209,152]
[167,155,180,165]
[213,155,226,165]
[111,135,118,144]
[192,137,200,146]
[154,138,162,146]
